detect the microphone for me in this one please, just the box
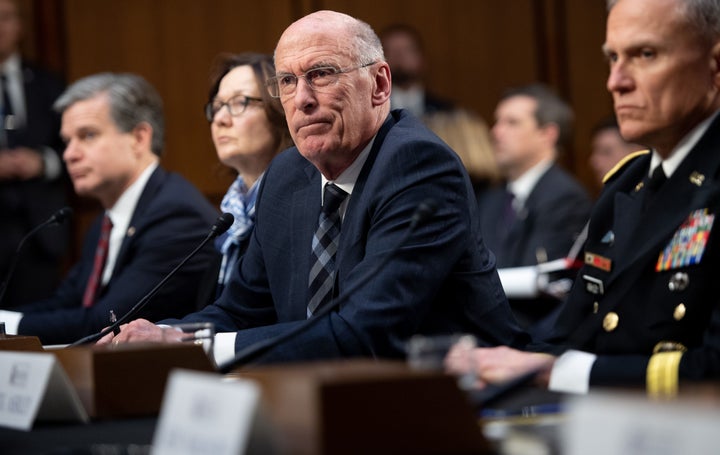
[69,212,235,346]
[0,207,73,307]
[217,199,438,374]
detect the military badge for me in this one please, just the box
[656,209,714,271]
[585,252,612,272]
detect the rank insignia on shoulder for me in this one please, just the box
[657,209,714,271]
[585,252,612,272]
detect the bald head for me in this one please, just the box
[272,10,391,179]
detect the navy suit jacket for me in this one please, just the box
[16,167,220,344]
[550,113,720,385]
[477,164,592,268]
[0,61,68,306]
[175,109,530,362]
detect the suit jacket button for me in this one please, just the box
[603,312,619,332]
[673,303,686,321]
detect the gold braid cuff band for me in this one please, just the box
[646,351,683,399]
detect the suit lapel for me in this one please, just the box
[289,162,321,319]
[113,167,165,271]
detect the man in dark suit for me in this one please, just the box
[477,83,591,335]
[0,73,219,345]
[0,0,69,306]
[104,10,530,365]
[456,0,720,397]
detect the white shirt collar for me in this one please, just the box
[1,53,25,125]
[320,136,375,218]
[650,109,720,177]
[3,53,20,74]
[507,158,554,209]
[102,162,159,284]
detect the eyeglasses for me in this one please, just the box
[266,62,377,98]
[204,94,263,122]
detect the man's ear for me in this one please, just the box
[541,122,560,148]
[712,40,720,89]
[371,62,392,106]
[131,122,153,155]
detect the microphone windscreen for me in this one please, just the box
[212,212,235,235]
[50,207,73,225]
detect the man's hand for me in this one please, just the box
[0,147,44,180]
[447,345,556,389]
[96,318,168,345]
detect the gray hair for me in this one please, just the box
[608,0,720,43]
[54,73,165,156]
[348,16,385,65]
[499,83,574,151]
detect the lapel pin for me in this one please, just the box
[600,230,615,245]
[689,172,705,186]
[634,181,644,192]
[127,226,136,237]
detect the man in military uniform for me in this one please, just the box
[454,0,720,397]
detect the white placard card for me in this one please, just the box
[151,369,264,455]
[564,391,720,455]
[0,351,88,430]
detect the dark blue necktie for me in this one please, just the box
[307,182,348,317]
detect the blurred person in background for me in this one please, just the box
[589,115,644,185]
[0,0,69,307]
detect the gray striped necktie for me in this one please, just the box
[307,182,348,317]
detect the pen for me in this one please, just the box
[109,310,121,336]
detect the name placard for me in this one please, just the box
[0,351,87,430]
[564,392,720,454]
[152,369,263,455]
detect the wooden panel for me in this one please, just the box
[315,0,539,123]
[564,0,614,195]
[62,0,295,198]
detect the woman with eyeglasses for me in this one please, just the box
[201,53,293,303]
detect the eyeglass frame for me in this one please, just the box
[266,61,377,98]
[204,93,264,122]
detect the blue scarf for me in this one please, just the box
[215,173,262,285]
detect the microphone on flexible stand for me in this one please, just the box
[217,199,439,374]
[69,212,235,347]
[0,207,73,307]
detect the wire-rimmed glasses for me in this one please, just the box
[266,62,376,98]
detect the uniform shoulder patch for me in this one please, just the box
[602,149,650,184]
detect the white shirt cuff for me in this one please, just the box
[548,349,597,394]
[498,266,540,298]
[214,332,238,366]
[0,310,23,335]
